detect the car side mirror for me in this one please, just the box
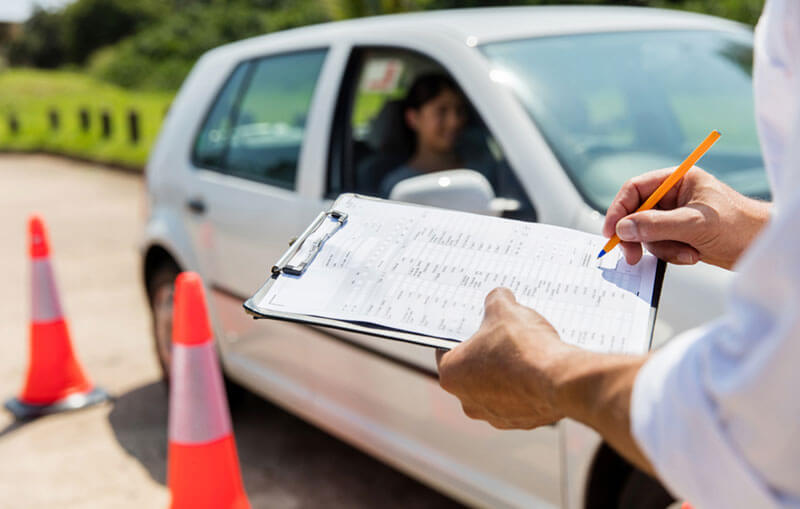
[387,169,520,216]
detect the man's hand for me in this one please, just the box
[437,288,654,474]
[436,288,576,429]
[603,167,771,269]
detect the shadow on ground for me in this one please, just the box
[0,419,29,440]
[108,381,463,509]
[107,382,169,484]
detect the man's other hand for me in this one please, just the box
[436,288,575,430]
[603,167,771,269]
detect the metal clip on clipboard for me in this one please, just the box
[271,209,348,277]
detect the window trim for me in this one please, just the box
[325,47,364,198]
[190,46,330,192]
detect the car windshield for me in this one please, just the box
[482,30,769,211]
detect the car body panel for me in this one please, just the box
[142,7,752,508]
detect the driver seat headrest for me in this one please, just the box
[364,99,412,156]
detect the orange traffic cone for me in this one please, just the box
[5,216,109,419]
[167,272,249,509]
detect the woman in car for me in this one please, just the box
[380,73,469,197]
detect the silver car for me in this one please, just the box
[142,6,766,508]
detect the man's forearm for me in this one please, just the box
[551,351,654,475]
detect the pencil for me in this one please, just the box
[597,129,721,259]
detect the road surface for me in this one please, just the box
[0,154,462,509]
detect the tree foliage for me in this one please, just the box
[7,8,67,68]
[61,0,167,64]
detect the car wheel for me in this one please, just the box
[146,262,247,405]
[618,469,676,509]
[147,262,181,384]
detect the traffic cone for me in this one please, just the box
[4,216,109,419]
[167,272,249,509]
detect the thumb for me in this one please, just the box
[484,287,516,312]
[435,348,449,368]
[616,207,703,244]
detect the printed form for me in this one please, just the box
[257,195,661,354]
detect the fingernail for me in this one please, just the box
[616,219,638,241]
[678,252,694,264]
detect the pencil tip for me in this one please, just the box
[596,249,606,259]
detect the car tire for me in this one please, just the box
[618,469,676,509]
[147,262,180,385]
[146,262,246,405]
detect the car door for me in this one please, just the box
[322,45,537,372]
[184,48,330,370]
[304,43,563,507]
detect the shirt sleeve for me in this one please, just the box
[630,191,800,508]
[631,2,800,506]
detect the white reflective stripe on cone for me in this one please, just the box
[168,341,232,444]
[32,259,63,322]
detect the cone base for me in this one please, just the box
[4,386,110,420]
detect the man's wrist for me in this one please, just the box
[742,195,771,231]
[549,349,600,423]
[731,195,772,267]
[545,349,655,474]
[523,344,596,423]
[548,349,645,426]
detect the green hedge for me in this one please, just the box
[0,69,173,169]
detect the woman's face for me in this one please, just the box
[406,88,467,153]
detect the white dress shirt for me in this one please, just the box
[630,1,800,507]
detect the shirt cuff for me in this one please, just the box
[630,324,777,508]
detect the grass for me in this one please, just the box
[0,69,174,169]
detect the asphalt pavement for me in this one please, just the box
[0,154,462,508]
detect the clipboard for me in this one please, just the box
[244,194,667,351]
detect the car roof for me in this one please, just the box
[212,5,750,57]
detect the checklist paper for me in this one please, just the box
[252,195,662,354]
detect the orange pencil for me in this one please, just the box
[597,130,721,259]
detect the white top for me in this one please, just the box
[631,1,800,507]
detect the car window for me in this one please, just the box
[482,31,768,211]
[193,49,328,189]
[193,62,251,170]
[350,58,410,143]
[329,48,536,221]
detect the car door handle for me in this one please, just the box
[186,197,206,215]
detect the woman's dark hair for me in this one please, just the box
[403,73,462,111]
[399,73,464,154]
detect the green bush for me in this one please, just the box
[89,0,327,90]
[62,0,167,64]
[8,0,167,68]
[651,0,764,25]
[424,0,764,25]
